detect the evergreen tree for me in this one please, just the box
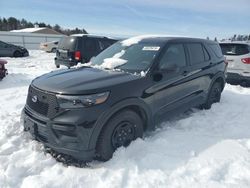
[0,16,88,35]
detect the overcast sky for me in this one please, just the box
[0,0,250,39]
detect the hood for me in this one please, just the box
[0,59,7,64]
[32,67,141,94]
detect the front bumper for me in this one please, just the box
[21,106,99,161]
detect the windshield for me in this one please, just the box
[91,42,161,73]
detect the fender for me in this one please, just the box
[209,71,226,91]
[88,97,153,150]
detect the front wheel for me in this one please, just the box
[202,82,222,109]
[13,51,22,57]
[96,110,144,161]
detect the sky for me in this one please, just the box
[0,0,250,39]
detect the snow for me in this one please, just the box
[11,28,46,33]
[121,34,190,46]
[1,50,250,188]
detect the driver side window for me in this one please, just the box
[159,44,187,70]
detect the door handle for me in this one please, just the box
[182,70,188,76]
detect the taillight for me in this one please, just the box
[75,51,81,61]
[241,58,250,64]
[224,57,228,65]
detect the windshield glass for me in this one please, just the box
[91,42,161,73]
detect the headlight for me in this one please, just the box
[56,92,110,109]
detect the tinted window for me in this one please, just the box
[203,46,210,61]
[85,39,97,51]
[209,44,223,57]
[58,37,76,50]
[159,44,186,69]
[220,43,249,56]
[187,43,205,64]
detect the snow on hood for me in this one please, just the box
[90,50,127,70]
[98,58,127,70]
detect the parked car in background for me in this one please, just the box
[0,40,29,57]
[55,34,118,68]
[22,36,226,162]
[0,59,8,80]
[40,41,59,53]
[220,42,250,85]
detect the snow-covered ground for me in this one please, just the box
[0,51,250,188]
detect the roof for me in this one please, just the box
[70,33,118,40]
[219,41,250,45]
[0,59,8,64]
[11,27,46,33]
[121,35,216,46]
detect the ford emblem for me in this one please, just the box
[32,95,38,103]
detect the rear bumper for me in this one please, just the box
[21,107,97,161]
[226,72,250,82]
[55,57,78,67]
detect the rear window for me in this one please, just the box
[186,43,205,64]
[58,37,77,50]
[220,43,250,56]
[208,44,223,58]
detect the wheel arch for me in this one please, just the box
[210,72,226,92]
[88,98,153,150]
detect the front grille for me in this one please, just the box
[26,85,59,118]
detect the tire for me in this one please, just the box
[13,51,22,57]
[51,48,57,53]
[202,82,222,109]
[56,65,60,68]
[96,110,144,161]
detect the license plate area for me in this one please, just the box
[24,117,38,137]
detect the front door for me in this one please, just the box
[150,43,195,119]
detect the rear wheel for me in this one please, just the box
[96,110,144,161]
[202,82,222,109]
[51,48,57,53]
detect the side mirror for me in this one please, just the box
[153,72,163,82]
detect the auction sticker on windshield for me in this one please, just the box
[142,46,160,51]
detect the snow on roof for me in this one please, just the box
[10,27,46,33]
[121,34,191,46]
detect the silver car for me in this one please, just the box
[220,42,250,85]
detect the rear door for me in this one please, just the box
[184,42,213,101]
[57,36,77,60]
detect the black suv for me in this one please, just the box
[0,40,29,57]
[55,34,118,68]
[22,36,226,162]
